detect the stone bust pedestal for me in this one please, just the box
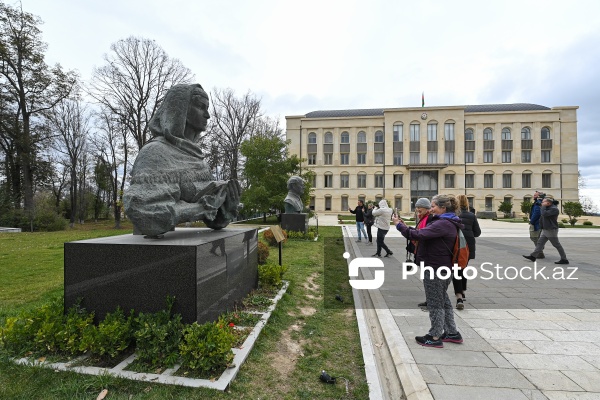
[281,176,307,233]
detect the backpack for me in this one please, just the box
[452,229,470,268]
[442,227,470,268]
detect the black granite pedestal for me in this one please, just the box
[280,213,307,233]
[64,228,258,324]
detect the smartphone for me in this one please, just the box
[393,208,398,217]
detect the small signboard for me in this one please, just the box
[270,226,285,243]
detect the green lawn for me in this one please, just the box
[0,226,368,399]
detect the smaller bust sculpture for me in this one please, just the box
[284,176,305,214]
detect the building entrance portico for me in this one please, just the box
[410,170,438,211]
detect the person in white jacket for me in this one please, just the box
[371,199,393,257]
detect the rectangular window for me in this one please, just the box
[410,152,420,164]
[325,196,331,211]
[341,196,348,210]
[542,173,551,188]
[357,153,366,164]
[445,174,455,188]
[541,150,551,163]
[393,152,403,165]
[357,174,366,188]
[427,124,437,141]
[393,174,403,188]
[324,174,332,188]
[465,151,474,163]
[484,151,493,163]
[395,197,402,211]
[340,174,349,188]
[308,154,316,165]
[375,152,384,164]
[393,124,403,142]
[444,123,455,140]
[503,173,512,188]
[427,151,437,163]
[340,153,349,165]
[521,151,531,163]
[375,174,384,188]
[465,174,474,188]
[502,151,511,163]
[324,153,332,165]
[310,175,316,188]
[410,124,420,141]
[445,151,454,164]
[484,174,494,188]
[522,173,531,188]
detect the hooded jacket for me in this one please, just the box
[372,200,393,230]
[529,199,542,231]
[396,213,463,268]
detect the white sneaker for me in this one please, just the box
[356,239,361,243]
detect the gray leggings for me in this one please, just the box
[423,270,458,338]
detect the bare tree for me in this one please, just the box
[208,88,263,181]
[87,36,194,151]
[47,96,90,227]
[0,2,77,213]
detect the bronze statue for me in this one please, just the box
[283,176,305,213]
[124,83,241,237]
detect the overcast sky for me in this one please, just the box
[19,0,600,198]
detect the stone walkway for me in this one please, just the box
[344,219,600,400]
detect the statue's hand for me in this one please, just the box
[223,180,241,215]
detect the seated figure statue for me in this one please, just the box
[283,176,305,214]
[124,83,241,237]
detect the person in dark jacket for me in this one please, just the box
[528,191,545,258]
[393,194,464,348]
[349,200,368,242]
[453,194,481,309]
[364,203,374,245]
[523,195,569,264]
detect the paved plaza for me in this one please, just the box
[339,218,600,400]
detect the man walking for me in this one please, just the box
[349,200,368,242]
[523,195,569,264]
[529,191,545,258]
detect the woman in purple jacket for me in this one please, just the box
[393,194,464,348]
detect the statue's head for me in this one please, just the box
[287,176,304,196]
[149,83,209,143]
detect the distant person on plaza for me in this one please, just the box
[364,203,374,245]
[523,195,569,264]
[393,194,464,348]
[371,200,393,257]
[349,200,368,243]
[528,191,545,258]
[453,194,481,310]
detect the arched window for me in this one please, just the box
[341,131,350,143]
[324,132,333,143]
[308,132,316,144]
[483,128,493,140]
[357,131,366,143]
[541,127,551,140]
[393,124,403,141]
[465,128,474,141]
[521,127,531,140]
[375,130,384,143]
[501,128,511,140]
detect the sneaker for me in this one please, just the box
[366,242,373,246]
[415,334,443,348]
[522,255,536,262]
[356,239,362,243]
[456,298,464,310]
[371,253,381,257]
[440,331,463,344]
[555,259,569,264]
[462,293,466,301]
[384,251,394,257]
[418,301,427,307]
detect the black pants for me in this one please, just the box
[366,224,373,242]
[452,266,467,294]
[376,228,391,256]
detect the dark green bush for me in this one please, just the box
[80,307,134,359]
[257,241,270,265]
[133,298,183,368]
[258,262,288,287]
[583,221,593,226]
[179,318,235,373]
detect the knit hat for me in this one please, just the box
[415,198,431,209]
[543,195,554,202]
